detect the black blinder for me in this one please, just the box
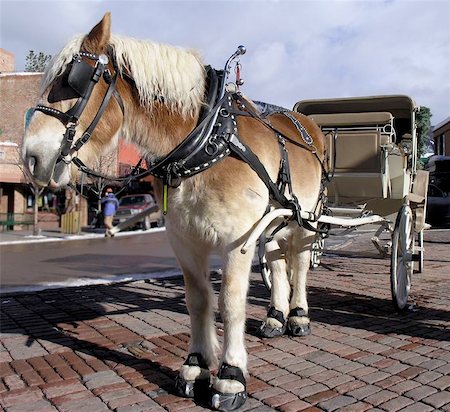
[68,58,97,97]
[47,58,96,103]
[48,65,79,103]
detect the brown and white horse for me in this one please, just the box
[22,13,325,411]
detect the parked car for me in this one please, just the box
[426,184,450,228]
[113,194,163,230]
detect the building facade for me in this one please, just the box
[0,70,46,224]
[0,49,152,231]
[433,118,450,156]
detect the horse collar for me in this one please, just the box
[149,69,235,187]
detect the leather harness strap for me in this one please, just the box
[289,307,308,318]
[184,353,209,370]
[267,306,286,325]
[218,363,246,387]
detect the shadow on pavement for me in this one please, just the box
[1,277,191,399]
[1,270,449,410]
[247,276,450,342]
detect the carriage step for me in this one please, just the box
[412,253,420,262]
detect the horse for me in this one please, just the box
[22,13,325,411]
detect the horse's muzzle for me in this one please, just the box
[23,148,60,187]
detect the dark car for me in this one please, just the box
[113,194,163,230]
[426,184,450,228]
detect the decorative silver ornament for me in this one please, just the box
[98,54,109,65]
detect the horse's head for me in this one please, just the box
[23,13,123,188]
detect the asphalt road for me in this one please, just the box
[2,227,447,295]
[0,230,182,293]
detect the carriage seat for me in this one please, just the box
[309,112,394,204]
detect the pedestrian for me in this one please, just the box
[101,187,119,236]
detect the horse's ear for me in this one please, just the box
[83,12,111,51]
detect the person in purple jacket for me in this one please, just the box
[101,187,119,235]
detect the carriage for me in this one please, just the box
[253,94,429,312]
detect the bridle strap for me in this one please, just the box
[34,105,73,125]
[71,67,121,153]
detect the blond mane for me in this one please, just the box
[41,34,206,118]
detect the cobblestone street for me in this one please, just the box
[0,230,449,411]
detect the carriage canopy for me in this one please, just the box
[294,95,417,122]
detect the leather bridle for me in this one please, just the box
[33,50,124,166]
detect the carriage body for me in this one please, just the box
[294,95,425,212]
[292,95,429,309]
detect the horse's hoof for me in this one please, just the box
[175,375,210,399]
[259,321,286,338]
[211,389,247,411]
[287,307,311,336]
[259,306,286,338]
[287,320,311,336]
[175,375,195,398]
[175,353,210,399]
[211,363,247,410]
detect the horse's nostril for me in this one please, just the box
[28,156,37,174]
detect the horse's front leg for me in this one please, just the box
[211,246,254,411]
[169,234,218,399]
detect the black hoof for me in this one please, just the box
[175,375,210,399]
[287,307,311,336]
[175,353,210,399]
[211,389,247,411]
[175,375,195,398]
[259,306,286,338]
[211,363,247,410]
[259,321,286,338]
[287,320,311,336]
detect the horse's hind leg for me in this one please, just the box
[259,238,291,337]
[287,228,316,336]
[170,236,218,398]
[211,246,254,411]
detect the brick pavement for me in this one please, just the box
[0,229,449,411]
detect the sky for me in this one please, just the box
[1,0,449,125]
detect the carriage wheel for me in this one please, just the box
[416,230,424,273]
[390,204,414,311]
[310,235,325,269]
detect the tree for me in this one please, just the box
[25,50,52,72]
[83,150,119,216]
[23,164,45,236]
[9,145,44,236]
[416,106,432,160]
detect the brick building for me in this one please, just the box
[433,117,450,156]
[0,49,152,231]
[0,48,15,72]
[0,47,48,228]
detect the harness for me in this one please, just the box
[34,47,327,233]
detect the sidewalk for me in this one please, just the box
[0,230,449,411]
[0,227,144,245]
